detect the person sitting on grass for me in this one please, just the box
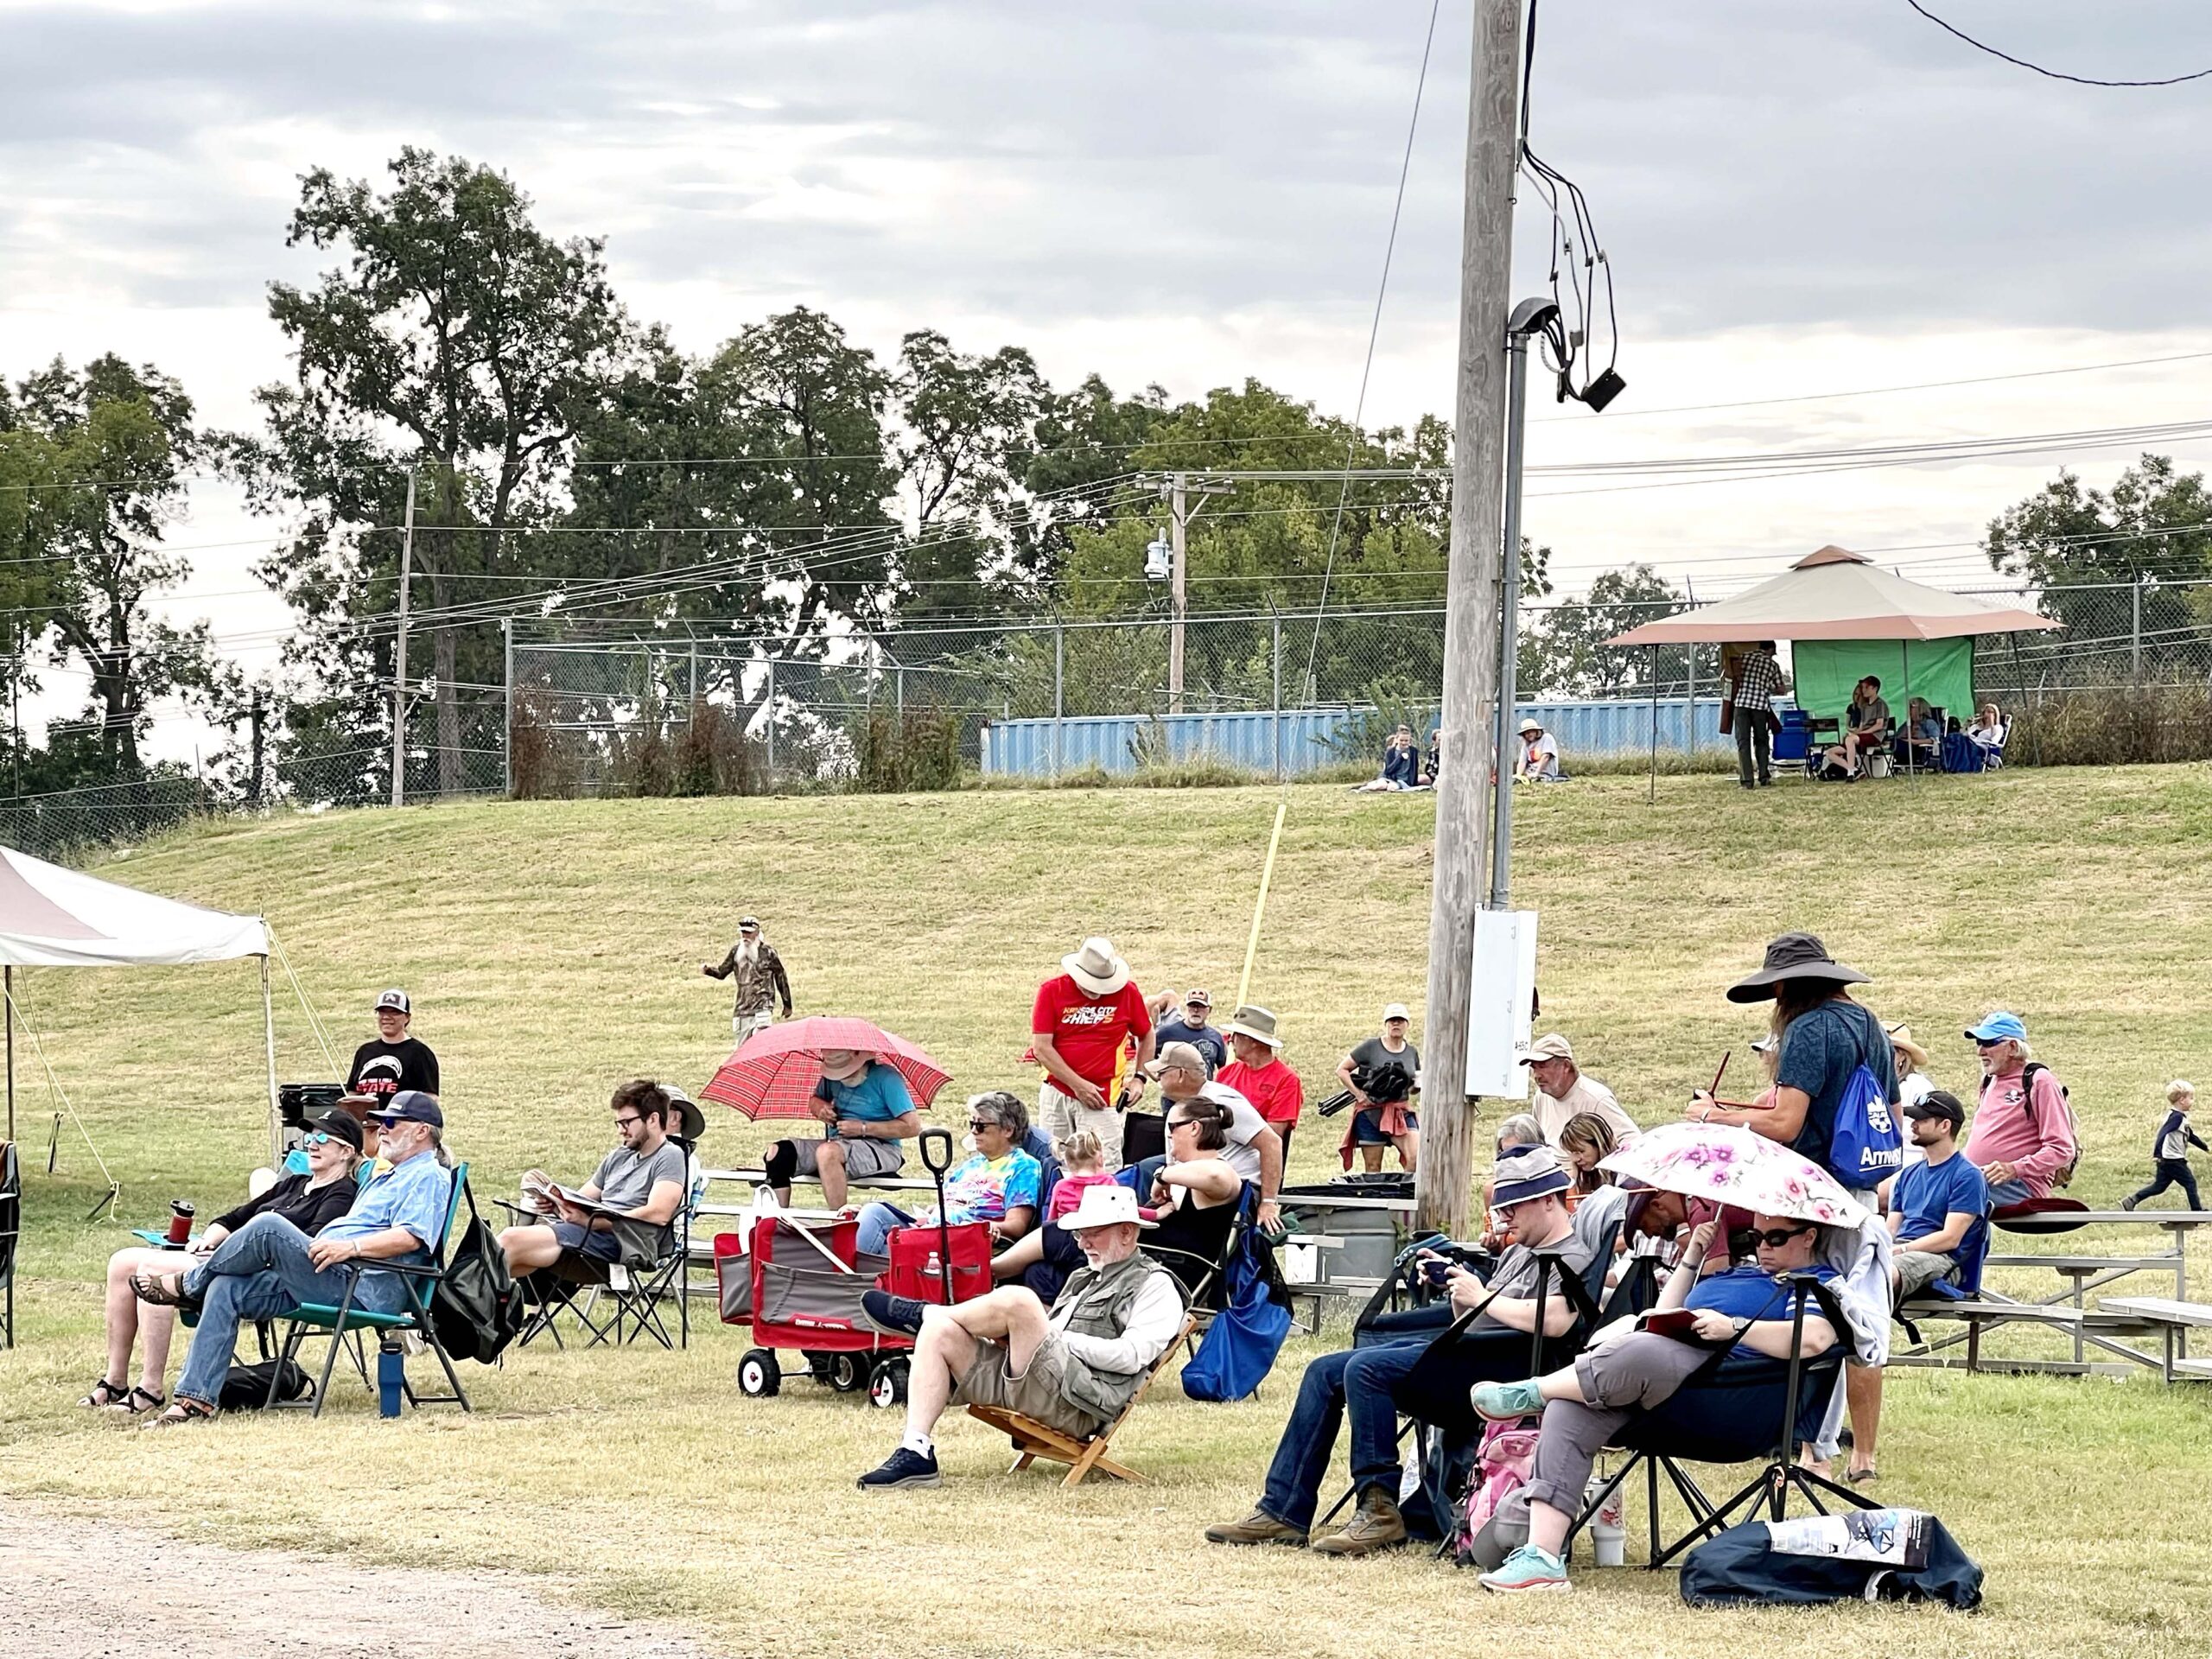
[498,1079,688,1283]
[762,1048,920,1211]
[1471,1211,1842,1595]
[1353,724,1423,792]
[1513,718,1562,784]
[1205,1148,1591,1558]
[80,1112,365,1417]
[130,1093,454,1428]
[2125,1080,2206,1212]
[854,1184,1185,1490]
[854,1090,1043,1256]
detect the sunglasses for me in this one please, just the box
[1750,1224,1815,1249]
[1167,1116,1206,1131]
[967,1120,998,1133]
[1974,1037,2005,1049]
[303,1131,350,1148]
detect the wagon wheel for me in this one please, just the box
[737,1347,782,1397]
[868,1357,910,1409]
[826,1351,868,1393]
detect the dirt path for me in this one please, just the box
[0,1501,729,1659]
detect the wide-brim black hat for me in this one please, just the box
[1726,931,1870,1004]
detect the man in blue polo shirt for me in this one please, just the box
[136,1091,454,1426]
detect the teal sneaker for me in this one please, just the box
[1479,1544,1570,1594]
[1471,1378,1544,1421]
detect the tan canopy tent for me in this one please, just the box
[1605,546,2060,788]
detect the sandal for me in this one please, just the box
[1845,1465,1880,1486]
[117,1385,167,1415]
[141,1396,218,1430]
[130,1269,196,1308]
[79,1377,128,1409]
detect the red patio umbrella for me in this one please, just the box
[701,1014,953,1122]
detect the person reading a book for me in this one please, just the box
[498,1079,688,1279]
[1469,1211,1841,1595]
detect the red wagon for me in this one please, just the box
[716,1211,993,1408]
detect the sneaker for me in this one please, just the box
[2120,1195,2139,1212]
[855,1446,940,1490]
[1471,1378,1544,1421]
[1479,1544,1570,1594]
[1309,1489,1408,1556]
[860,1289,927,1337]
[1204,1509,1309,1548]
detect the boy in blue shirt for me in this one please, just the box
[2124,1080,2205,1211]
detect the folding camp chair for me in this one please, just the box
[0,1141,18,1350]
[269,1163,477,1416]
[512,1147,702,1351]
[964,1195,1249,1487]
[1564,1273,1874,1569]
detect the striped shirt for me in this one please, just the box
[1732,650,1783,712]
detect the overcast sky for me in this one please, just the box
[6,0,2212,752]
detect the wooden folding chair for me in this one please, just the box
[966,1308,1202,1486]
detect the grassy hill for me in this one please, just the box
[4,767,2210,1657]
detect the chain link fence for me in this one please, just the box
[6,581,2209,852]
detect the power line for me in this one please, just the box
[1905,2,2212,87]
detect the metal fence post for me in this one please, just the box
[1052,623,1065,779]
[764,658,776,780]
[1272,614,1284,782]
[897,665,906,721]
[501,617,513,798]
[2132,578,2144,679]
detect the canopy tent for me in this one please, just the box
[1,843,277,1166]
[1605,546,2059,785]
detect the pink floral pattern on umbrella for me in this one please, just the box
[702,1015,952,1122]
[1598,1122,1868,1227]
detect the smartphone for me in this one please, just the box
[1422,1257,1451,1288]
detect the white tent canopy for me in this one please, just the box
[1,843,276,1154]
[0,844,267,967]
[1607,545,2060,645]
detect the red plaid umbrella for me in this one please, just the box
[701,1014,953,1122]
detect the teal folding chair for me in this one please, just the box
[270,1162,476,1415]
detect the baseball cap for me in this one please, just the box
[739,916,760,931]
[308,1110,365,1152]
[374,988,411,1015]
[1904,1090,1966,1128]
[1184,988,1212,1008]
[1520,1033,1575,1065]
[1382,1002,1412,1023]
[1964,1011,2028,1045]
[367,1090,444,1129]
[1145,1041,1209,1077]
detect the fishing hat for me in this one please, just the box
[1726,933,1871,1004]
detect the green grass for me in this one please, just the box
[4,767,2212,1656]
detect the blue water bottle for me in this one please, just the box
[377,1337,404,1419]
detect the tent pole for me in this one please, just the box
[261,950,280,1166]
[1648,645,1660,804]
[1904,640,1916,783]
[5,963,14,1147]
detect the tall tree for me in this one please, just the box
[1525,563,1697,698]
[3,355,236,779]
[235,147,632,798]
[1984,454,2212,665]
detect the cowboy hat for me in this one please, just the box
[661,1084,708,1141]
[1225,1004,1282,1048]
[1726,932,1871,1004]
[1517,718,1543,735]
[1058,1183,1155,1231]
[1061,936,1131,997]
[1886,1023,1930,1074]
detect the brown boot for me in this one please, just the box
[1310,1487,1408,1556]
[1205,1508,1309,1548]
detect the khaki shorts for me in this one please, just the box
[1895,1249,1958,1301]
[954,1332,1105,1440]
[790,1135,906,1180]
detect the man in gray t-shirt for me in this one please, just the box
[497,1080,690,1275]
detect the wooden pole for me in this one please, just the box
[1416,0,1522,1240]
[5,964,14,1147]
[1236,802,1288,1012]
[261,950,281,1166]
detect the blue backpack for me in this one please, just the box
[1825,1062,1904,1193]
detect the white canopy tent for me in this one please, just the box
[0,843,278,1160]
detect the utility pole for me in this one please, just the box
[1169,473,1188,713]
[1416,0,1522,1241]
[247,685,265,810]
[392,467,416,809]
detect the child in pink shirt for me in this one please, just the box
[1047,1129,1130,1220]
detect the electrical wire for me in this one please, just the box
[1905,2,2212,87]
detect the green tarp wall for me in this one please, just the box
[1791,638,1974,721]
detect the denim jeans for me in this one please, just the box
[1257,1337,1428,1530]
[855,1202,916,1257]
[174,1213,403,1405]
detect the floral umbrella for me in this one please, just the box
[1599,1122,1869,1228]
[702,1015,952,1122]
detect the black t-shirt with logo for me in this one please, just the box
[347,1037,440,1103]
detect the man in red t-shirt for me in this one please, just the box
[1033,936,1154,1166]
[1217,1004,1305,1161]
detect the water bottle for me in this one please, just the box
[1585,1473,1626,1567]
[377,1337,405,1419]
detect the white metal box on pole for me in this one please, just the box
[1463,908,1538,1099]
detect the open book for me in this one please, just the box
[520,1173,629,1219]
